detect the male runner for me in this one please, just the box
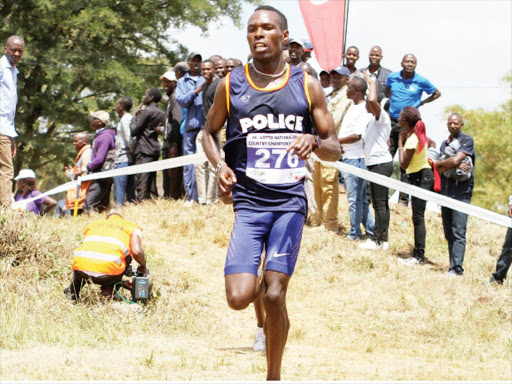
[202,6,340,380]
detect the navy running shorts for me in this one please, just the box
[224,209,305,276]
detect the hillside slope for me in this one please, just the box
[0,198,510,381]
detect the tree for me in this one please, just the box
[444,73,512,213]
[0,0,255,189]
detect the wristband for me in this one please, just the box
[312,136,322,151]
[215,161,226,174]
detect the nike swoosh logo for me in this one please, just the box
[273,252,289,258]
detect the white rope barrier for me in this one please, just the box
[313,155,512,228]
[12,152,512,228]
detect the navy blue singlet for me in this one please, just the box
[224,64,313,215]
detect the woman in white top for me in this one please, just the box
[359,72,393,250]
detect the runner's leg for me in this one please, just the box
[263,270,290,381]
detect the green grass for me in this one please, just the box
[0,200,510,381]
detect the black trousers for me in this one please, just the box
[368,161,394,243]
[162,144,185,200]
[135,153,159,201]
[69,257,132,299]
[406,168,434,261]
[84,178,112,213]
[492,227,512,282]
[390,118,410,205]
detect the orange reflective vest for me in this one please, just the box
[72,215,141,276]
[64,144,92,210]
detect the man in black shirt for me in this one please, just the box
[195,60,219,204]
[130,88,165,201]
[160,71,184,199]
[361,46,392,103]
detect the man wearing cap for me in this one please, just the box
[160,70,184,200]
[0,35,24,206]
[130,88,165,201]
[310,67,352,231]
[84,111,116,213]
[300,41,318,78]
[176,52,205,207]
[288,39,305,67]
[361,46,392,103]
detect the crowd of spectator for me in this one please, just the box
[1,34,510,284]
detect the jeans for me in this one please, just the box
[182,128,199,202]
[341,158,374,239]
[406,168,434,261]
[368,161,394,243]
[54,198,72,217]
[113,162,136,207]
[492,227,512,283]
[441,194,471,275]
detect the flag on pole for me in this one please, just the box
[298,0,347,71]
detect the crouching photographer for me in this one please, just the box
[64,212,148,301]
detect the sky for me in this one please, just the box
[169,0,512,145]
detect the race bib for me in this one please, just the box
[246,133,306,185]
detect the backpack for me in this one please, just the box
[101,148,117,172]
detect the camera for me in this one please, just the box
[124,265,152,302]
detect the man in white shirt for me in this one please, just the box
[114,96,136,207]
[338,77,375,240]
[0,35,24,206]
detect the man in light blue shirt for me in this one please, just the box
[176,52,205,206]
[385,53,441,158]
[0,35,24,206]
[385,53,441,205]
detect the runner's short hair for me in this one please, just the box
[254,5,288,31]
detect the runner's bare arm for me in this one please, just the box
[202,78,237,195]
[308,76,341,161]
[286,76,340,161]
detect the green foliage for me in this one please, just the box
[444,73,512,213]
[0,0,255,189]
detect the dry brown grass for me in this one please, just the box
[0,198,510,381]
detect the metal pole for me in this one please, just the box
[73,177,81,218]
[343,0,350,66]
